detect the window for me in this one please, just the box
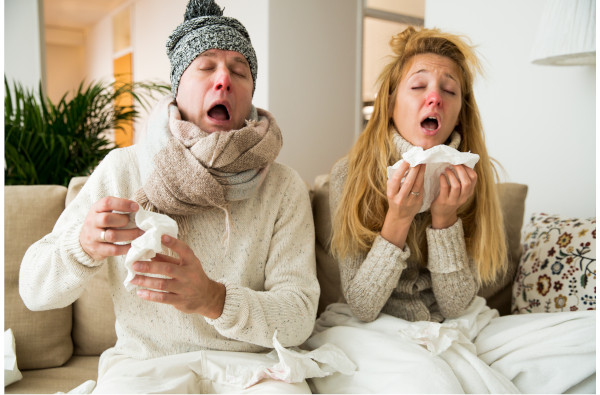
[362,0,424,125]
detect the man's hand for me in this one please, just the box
[80,197,144,261]
[130,235,226,319]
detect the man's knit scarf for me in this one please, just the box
[134,95,282,242]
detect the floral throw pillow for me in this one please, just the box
[512,213,596,314]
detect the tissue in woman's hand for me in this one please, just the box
[387,145,479,213]
[123,208,178,291]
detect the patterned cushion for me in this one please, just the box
[512,213,596,313]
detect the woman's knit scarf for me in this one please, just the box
[134,95,282,242]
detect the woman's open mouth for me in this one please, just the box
[420,115,441,135]
[421,116,439,131]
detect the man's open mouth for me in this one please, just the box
[208,104,230,121]
[421,116,439,131]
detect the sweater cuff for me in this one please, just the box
[205,279,245,329]
[426,218,469,273]
[370,234,411,276]
[62,222,103,268]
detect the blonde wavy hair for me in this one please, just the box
[331,27,506,284]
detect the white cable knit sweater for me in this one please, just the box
[19,146,319,363]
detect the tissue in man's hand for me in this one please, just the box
[123,208,178,291]
[387,145,479,213]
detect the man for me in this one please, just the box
[19,0,319,392]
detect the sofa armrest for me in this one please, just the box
[4,185,74,369]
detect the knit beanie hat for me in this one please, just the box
[166,0,258,97]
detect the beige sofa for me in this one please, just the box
[4,176,528,394]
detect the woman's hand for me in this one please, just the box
[80,197,144,261]
[430,164,477,229]
[130,235,226,319]
[380,162,426,248]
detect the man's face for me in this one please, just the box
[176,49,254,133]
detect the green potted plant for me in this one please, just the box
[4,77,170,186]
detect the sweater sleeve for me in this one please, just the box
[426,218,478,318]
[19,148,135,311]
[329,159,411,323]
[206,168,320,348]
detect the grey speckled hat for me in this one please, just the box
[166,0,257,97]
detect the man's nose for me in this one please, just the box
[425,90,442,107]
[214,68,231,92]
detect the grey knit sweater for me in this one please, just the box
[329,132,477,323]
[19,145,319,364]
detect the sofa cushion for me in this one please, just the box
[311,175,344,315]
[311,175,528,316]
[4,355,99,394]
[4,185,73,369]
[478,183,528,315]
[65,176,88,206]
[512,213,596,314]
[65,177,118,356]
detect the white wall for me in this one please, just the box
[426,0,596,221]
[45,25,87,103]
[268,0,360,183]
[5,0,46,92]
[131,0,191,87]
[45,43,85,103]
[84,16,114,84]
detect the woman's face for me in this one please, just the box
[392,53,462,150]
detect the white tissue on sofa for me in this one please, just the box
[387,145,479,213]
[4,329,22,387]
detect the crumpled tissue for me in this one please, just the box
[123,208,178,291]
[396,320,468,356]
[222,331,357,388]
[395,296,497,355]
[4,328,22,386]
[387,145,479,213]
[55,380,97,394]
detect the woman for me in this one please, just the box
[305,27,595,394]
[332,26,505,324]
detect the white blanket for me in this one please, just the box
[475,309,596,394]
[62,332,355,393]
[304,297,596,394]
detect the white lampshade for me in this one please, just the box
[531,0,596,66]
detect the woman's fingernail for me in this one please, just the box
[162,235,172,244]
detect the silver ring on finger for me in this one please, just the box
[410,191,421,196]
[100,230,107,243]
